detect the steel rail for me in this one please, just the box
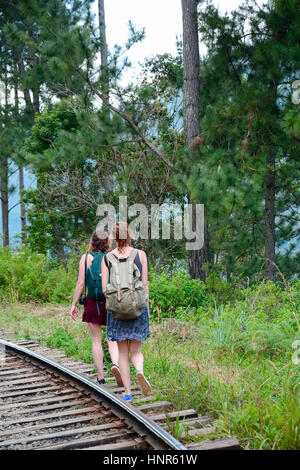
[0,339,187,450]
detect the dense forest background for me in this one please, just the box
[0,0,299,284]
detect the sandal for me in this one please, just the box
[136,371,152,397]
[111,364,123,387]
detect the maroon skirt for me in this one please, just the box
[82,294,107,326]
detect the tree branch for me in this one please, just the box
[84,74,175,169]
[8,201,21,213]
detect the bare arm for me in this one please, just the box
[70,254,91,320]
[139,250,149,314]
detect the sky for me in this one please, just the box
[91,0,255,84]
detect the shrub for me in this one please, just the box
[149,269,208,319]
[46,263,77,304]
[205,271,241,303]
[0,246,77,304]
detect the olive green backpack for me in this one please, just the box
[105,248,147,321]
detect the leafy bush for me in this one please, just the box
[46,263,78,304]
[0,246,77,304]
[205,271,242,303]
[149,269,208,319]
[237,281,293,322]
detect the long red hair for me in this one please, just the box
[112,222,131,254]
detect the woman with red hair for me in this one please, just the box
[70,230,122,387]
[101,222,151,402]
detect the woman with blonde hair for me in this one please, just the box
[101,222,151,401]
[70,230,122,387]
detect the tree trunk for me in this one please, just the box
[182,0,201,150]
[1,159,9,247]
[18,166,26,243]
[1,62,9,247]
[181,0,210,280]
[53,222,65,260]
[98,0,109,105]
[13,69,27,245]
[16,55,33,109]
[33,87,40,114]
[188,208,210,280]
[264,153,276,281]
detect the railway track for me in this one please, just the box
[0,337,240,451]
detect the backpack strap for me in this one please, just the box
[128,247,138,262]
[106,252,121,301]
[128,248,138,301]
[84,254,87,296]
[95,284,101,316]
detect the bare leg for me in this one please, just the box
[88,323,104,380]
[117,340,131,395]
[129,340,144,372]
[129,340,151,396]
[105,327,119,365]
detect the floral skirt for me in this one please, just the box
[106,306,150,342]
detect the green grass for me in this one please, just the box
[0,248,299,448]
[143,327,299,449]
[0,300,299,450]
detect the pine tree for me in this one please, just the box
[187,0,300,281]
[181,0,211,281]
